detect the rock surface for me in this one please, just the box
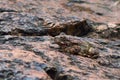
[0,35,120,80]
[0,0,120,80]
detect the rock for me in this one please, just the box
[49,44,60,49]
[97,55,120,68]
[0,13,47,36]
[47,20,93,36]
[22,76,40,80]
[0,0,120,80]
[99,26,120,39]
[0,35,119,80]
[96,24,108,32]
[1,0,120,24]
[108,23,117,28]
[87,24,120,39]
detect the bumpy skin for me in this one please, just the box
[54,34,99,59]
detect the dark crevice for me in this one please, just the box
[0,32,9,35]
[96,12,104,16]
[45,67,73,80]
[0,19,6,21]
[56,74,73,80]
[45,67,58,80]
[0,28,48,36]
[0,8,17,13]
[69,0,87,4]
[48,20,94,37]
[0,20,94,37]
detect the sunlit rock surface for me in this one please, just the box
[0,0,120,80]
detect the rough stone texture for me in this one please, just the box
[0,12,47,36]
[0,0,120,80]
[0,35,120,80]
[1,0,120,23]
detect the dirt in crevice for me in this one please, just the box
[47,20,93,37]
